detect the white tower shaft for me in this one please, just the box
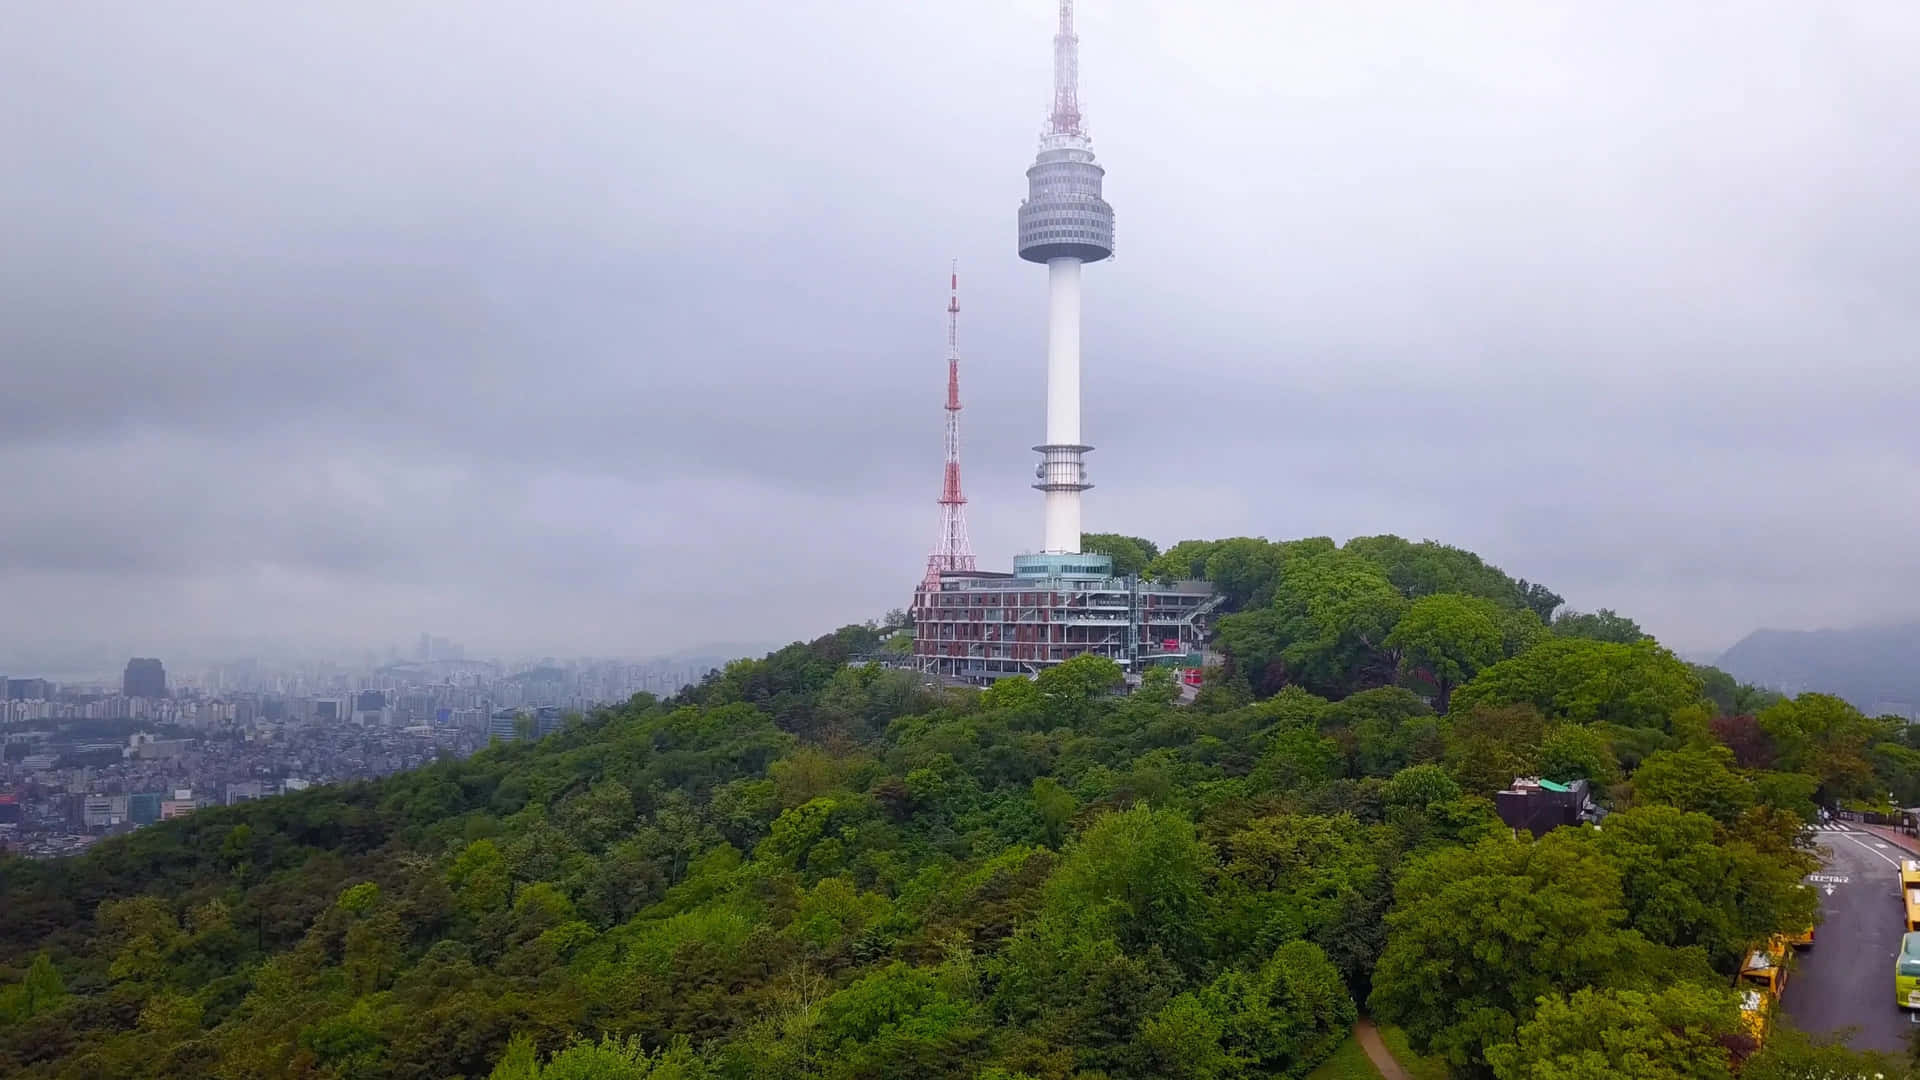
[1043,258,1082,552]
[1046,258,1081,448]
[1018,0,1110,557]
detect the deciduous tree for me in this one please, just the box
[1039,805,1213,971]
[1080,532,1160,578]
[1483,984,1737,1080]
[1386,594,1509,713]
[1631,747,1752,824]
[1757,693,1891,804]
[1449,638,1704,732]
[1551,608,1646,644]
[1368,832,1632,1072]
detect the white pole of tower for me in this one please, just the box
[1044,257,1083,553]
[1017,0,1111,558]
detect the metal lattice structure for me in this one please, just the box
[1048,0,1082,137]
[922,265,976,588]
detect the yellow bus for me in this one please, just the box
[1737,987,1769,1044]
[1899,932,1920,1009]
[1904,888,1920,934]
[1739,940,1788,996]
[1735,939,1789,1044]
[1902,859,1920,893]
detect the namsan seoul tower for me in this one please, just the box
[1018,0,1114,556]
[911,3,1217,680]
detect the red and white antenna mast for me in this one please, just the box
[924,263,976,586]
[1049,0,1082,136]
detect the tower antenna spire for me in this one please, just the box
[947,260,960,363]
[1019,0,1112,555]
[921,263,975,591]
[1049,0,1082,136]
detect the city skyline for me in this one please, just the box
[7,3,1920,657]
[0,645,716,858]
[0,637,766,692]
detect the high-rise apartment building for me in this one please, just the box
[6,678,51,701]
[124,658,168,699]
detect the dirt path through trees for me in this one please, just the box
[1355,1020,1410,1080]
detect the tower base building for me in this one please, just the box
[912,553,1221,682]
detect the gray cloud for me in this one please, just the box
[4,0,1919,668]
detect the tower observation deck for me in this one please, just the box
[909,2,1222,685]
[1018,0,1113,555]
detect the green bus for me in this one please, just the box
[1897,932,1920,1009]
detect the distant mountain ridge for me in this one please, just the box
[1716,621,1920,716]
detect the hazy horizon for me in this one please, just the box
[0,636,783,687]
[8,1,1920,661]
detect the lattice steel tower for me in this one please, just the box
[1018,0,1114,555]
[923,264,976,586]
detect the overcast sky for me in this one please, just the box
[5,1,1919,670]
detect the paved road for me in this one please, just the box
[1781,825,1911,1053]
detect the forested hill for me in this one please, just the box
[1717,622,1920,715]
[4,534,1920,1079]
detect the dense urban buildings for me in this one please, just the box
[6,678,52,702]
[0,642,728,858]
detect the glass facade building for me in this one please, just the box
[912,553,1221,682]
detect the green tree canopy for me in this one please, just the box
[1592,805,1814,969]
[1322,686,1439,778]
[1035,654,1125,727]
[1444,705,1546,795]
[1205,538,1290,609]
[1537,724,1620,792]
[1386,594,1521,713]
[1368,832,1634,1072]
[1757,693,1891,804]
[1145,539,1222,583]
[1218,549,1407,699]
[490,1034,712,1080]
[0,952,65,1024]
[1038,805,1215,970]
[1342,535,1534,609]
[1448,638,1705,732]
[1080,533,1160,578]
[0,550,1890,1080]
[1630,746,1753,825]
[1482,984,1737,1080]
[1134,940,1355,1080]
[1740,1028,1914,1080]
[1550,609,1646,644]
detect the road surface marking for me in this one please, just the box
[1807,874,1851,884]
[1838,831,1904,868]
